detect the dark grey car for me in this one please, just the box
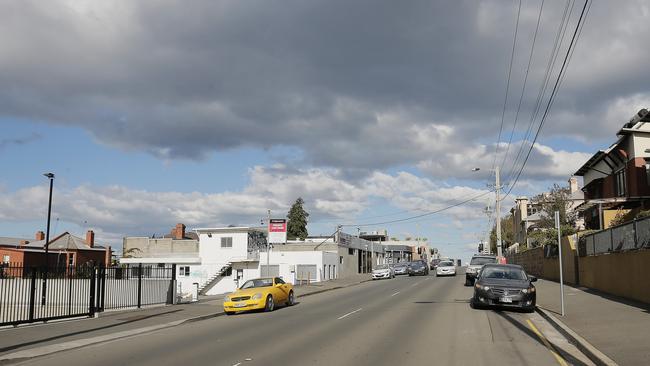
[471,264,537,312]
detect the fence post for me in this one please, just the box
[28,267,37,322]
[89,267,97,318]
[633,218,639,249]
[610,228,614,252]
[168,264,177,305]
[98,266,106,312]
[137,263,143,308]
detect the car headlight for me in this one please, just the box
[225,296,231,302]
[251,293,263,300]
[521,287,535,294]
[476,284,490,291]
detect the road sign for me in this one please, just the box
[268,218,287,244]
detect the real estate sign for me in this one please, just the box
[268,218,287,244]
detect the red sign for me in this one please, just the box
[268,219,287,243]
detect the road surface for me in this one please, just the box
[18,271,591,365]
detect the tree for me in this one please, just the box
[489,214,515,253]
[287,197,309,240]
[526,184,578,248]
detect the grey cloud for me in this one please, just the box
[0,1,647,173]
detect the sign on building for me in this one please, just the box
[268,218,287,244]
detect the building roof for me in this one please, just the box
[22,232,106,252]
[0,236,30,247]
[193,226,266,234]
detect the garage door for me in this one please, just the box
[260,265,280,277]
[296,265,317,281]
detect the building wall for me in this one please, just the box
[123,237,199,257]
[198,232,249,264]
[337,246,359,278]
[0,248,25,264]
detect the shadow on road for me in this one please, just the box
[0,309,185,354]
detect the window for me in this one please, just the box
[645,159,650,186]
[348,248,355,255]
[615,169,626,197]
[221,237,233,248]
[339,256,343,264]
[178,266,190,277]
[261,265,279,277]
[275,277,285,285]
[2,255,9,263]
[68,253,74,266]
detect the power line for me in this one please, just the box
[492,0,523,174]
[503,0,590,198]
[500,0,545,171]
[503,0,575,184]
[340,190,494,228]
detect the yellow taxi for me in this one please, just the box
[223,277,295,315]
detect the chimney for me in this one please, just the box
[86,230,95,248]
[35,231,45,241]
[174,223,186,240]
[20,240,30,247]
[569,177,579,194]
[105,246,112,266]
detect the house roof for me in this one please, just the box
[0,236,30,247]
[23,232,106,252]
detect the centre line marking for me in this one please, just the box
[391,291,400,297]
[410,281,421,287]
[337,308,363,320]
[526,319,568,366]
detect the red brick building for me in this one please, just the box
[0,230,111,268]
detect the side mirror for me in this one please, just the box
[529,276,537,282]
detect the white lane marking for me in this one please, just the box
[390,291,400,297]
[337,308,363,320]
[410,281,421,287]
[232,363,241,366]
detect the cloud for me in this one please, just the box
[0,166,493,246]
[0,133,41,150]
[0,0,646,178]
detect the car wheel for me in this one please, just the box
[286,291,295,306]
[225,311,236,316]
[264,295,274,312]
[470,297,481,310]
[465,279,471,286]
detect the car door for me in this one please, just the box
[273,277,289,302]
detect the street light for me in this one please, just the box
[42,172,55,305]
[472,167,503,258]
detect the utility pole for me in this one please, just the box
[266,209,271,277]
[495,165,503,257]
[555,211,565,316]
[42,173,54,306]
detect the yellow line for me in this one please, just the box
[526,319,568,366]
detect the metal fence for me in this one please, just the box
[579,215,650,256]
[0,263,175,327]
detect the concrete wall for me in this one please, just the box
[508,236,650,304]
[123,237,199,257]
[579,249,650,304]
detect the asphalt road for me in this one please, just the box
[18,272,590,366]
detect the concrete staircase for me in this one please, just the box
[198,263,232,295]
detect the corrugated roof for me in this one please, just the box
[0,236,30,247]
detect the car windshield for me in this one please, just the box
[375,264,389,270]
[439,261,454,267]
[480,267,527,280]
[410,262,423,268]
[394,263,406,268]
[240,278,273,289]
[470,257,497,265]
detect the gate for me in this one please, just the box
[0,264,96,327]
[0,263,175,327]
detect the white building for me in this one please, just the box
[123,225,344,297]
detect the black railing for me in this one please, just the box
[0,263,175,327]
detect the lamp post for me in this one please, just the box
[472,167,503,257]
[42,172,55,305]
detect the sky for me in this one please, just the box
[1,0,649,263]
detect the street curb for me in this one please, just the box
[0,278,372,364]
[535,306,618,366]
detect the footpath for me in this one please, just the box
[534,279,650,366]
[0,274,371,361]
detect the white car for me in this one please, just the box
[372,264,395,280]
[436,261,456,277]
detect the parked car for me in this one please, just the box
[372,264,395,280]
[223,277,294,315]
[471,264,537,312]
[435,261,456,276]
[393,262,409,275]
[407,260,429,276]
[465,255,498,286]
